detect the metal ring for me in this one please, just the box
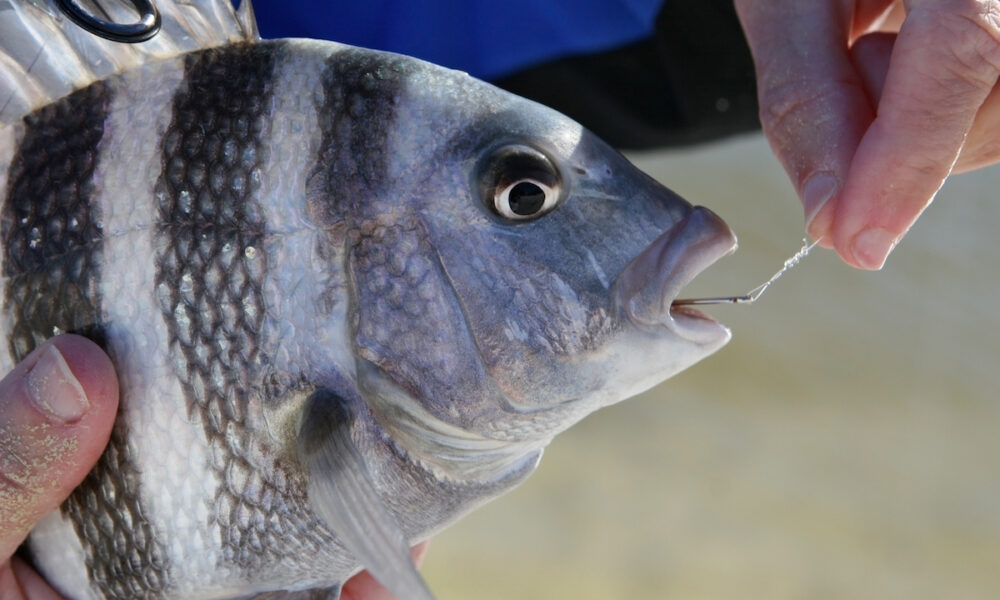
[55,0,161,43]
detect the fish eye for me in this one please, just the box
[479,144,563,222]
[495,179,558,220]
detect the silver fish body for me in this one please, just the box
[0,1,737,598]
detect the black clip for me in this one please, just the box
[55,0,161,43]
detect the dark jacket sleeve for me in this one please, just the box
[493,0,760,149]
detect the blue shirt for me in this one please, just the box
[253,0,665,79]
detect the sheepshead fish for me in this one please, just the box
[0,0,737,597]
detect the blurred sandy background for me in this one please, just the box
[421,133,1000,599]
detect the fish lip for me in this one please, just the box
[610,206,737,343]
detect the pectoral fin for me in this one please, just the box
[298,389,434,600]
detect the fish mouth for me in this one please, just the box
[611,206,738,343]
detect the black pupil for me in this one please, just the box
[508,181,546,215]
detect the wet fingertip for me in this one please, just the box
[0,338,118,559]
[847,227,899,270]
[802,172,838,227]
[47,335,118,419]
[803,186,836,250]
[25,344,90,424]
[806,212,835,249]
[809,234,835,250]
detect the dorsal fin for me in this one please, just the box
[0,0,258,125]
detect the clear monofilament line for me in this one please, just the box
[673,238,820,306]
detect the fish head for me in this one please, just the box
[327,52,736,446]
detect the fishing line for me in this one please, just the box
[673,237,820,306]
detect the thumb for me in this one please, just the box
[0,335,118,559]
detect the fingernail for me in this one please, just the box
[850,227,898,270]
[802,172,838,227]
[26,344,90,423]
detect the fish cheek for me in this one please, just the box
[347,216,493,426]
[427,227,616,411]
[481,308,617,412]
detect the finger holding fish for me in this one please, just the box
[0,336,117,599]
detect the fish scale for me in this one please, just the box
[149,41,346,591]
[308,49,415,221]
[153,39,279,571]
[1,76,175,600]
[2,81,108,353]
[1,1,739,598]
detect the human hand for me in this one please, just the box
[0,335,423,599]
[734,0,1000,269]
[0,335,118,598]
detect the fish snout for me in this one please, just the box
[610,206,737,343]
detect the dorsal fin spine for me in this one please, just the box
[0,0,258,126]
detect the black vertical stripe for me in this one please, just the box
[1,81,173,598]
[306,48,415,224]
[153,42,330,578]
[2,82,108,358]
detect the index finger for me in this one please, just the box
[734,0,876,246]
[831,1,1000,269]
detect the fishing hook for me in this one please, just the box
[672,295,754,306]
[673,238,821,307]
[55,0,161,43]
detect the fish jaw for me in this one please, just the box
[611,205,737,345]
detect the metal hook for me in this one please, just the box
[55,0,161,43]
[672,238,821,308]
[672,295,754,306]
